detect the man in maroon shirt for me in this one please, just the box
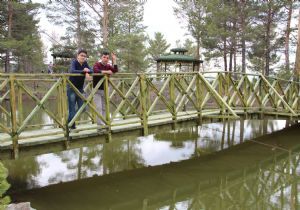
[93,51,118,128]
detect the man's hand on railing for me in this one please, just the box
[102,70,113,76]
[83,68,91,73]
[85,74,92,82]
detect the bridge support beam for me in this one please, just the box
[169,75,177,130]
[140,75,148,136]
[9,75,19,159]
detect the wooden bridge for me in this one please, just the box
[0,72,299,157]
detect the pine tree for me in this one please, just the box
[0,0,44,73]
[202,0,233,71]
[174,0,207,60]
[248,0,285,76]
[47,0,96,54]
[82,0,111,48]
[183,39,197,57]
[295,7,300,77]
[107,0,148,72]
[147,32,170,68]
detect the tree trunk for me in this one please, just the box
[223,19,228,71]
[196,38,200,60]
[76,0,82,48]
[196,38,200,71]
[241,0,246,73]
[102,0,109,48]
[294,8,300,77]
[241,36,246,73]
[229,47,233,72]
[5,0,13,73]
[265,2,272,76]
[223,38,227,71]
[234,45,237,73]
[285,0,293,72]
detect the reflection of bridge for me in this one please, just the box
[0,72,299,157]
[11,125,300,210]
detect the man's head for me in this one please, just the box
[100,51,110,65]
[77,49,88,64]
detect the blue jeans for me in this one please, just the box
[67,87,84,129]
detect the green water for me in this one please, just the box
[2,120,300,210]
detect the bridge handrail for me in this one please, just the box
[0,71,299,157]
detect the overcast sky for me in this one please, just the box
[33,0,187,62]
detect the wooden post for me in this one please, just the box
[9,75,18,159]
[140,74,148,135]
[62,76,70,141]
[169,75,177,130]
[17,86,23,124]
[121,80,126,119]
[259,76,264,119]
[196,73,202,125]
[104,75,111,142]
[225,72,230,118]
[57,81,62,128]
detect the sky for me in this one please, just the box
[33,0,188,62]
[143,0,186,44]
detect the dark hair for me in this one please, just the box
[77,49,88,55]
[101,50,110,56]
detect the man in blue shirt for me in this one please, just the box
[68,49,93,129]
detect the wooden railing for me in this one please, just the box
[0,72,299,157]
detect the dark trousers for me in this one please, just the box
[67,87,84,129]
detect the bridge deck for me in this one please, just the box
[0,108,295,150]
[0,111,200,149]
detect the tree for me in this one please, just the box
[248,0,285,76]
[202,0,233,71]
[183,38,197,57]
[295,7,300,77]
[83,0,111,48]
[47,0,96,53]
[236,0,255,73]
[0,0,44,73]
[284,0,296,72]
[174,0,207,60]
[147,32,170,67]
[107,0,148,72]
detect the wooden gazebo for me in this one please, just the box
[50,45,76,73]
[155,48,203,72]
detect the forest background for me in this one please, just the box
[0,0,300,79]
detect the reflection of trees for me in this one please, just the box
[102,138,145,173]
[156,153,300,210]
[3,157,41,192]
[46,138,145,183]
[47,145,103,183]
[155,128,198,149]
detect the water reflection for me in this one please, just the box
[9,123,300,210]
[3,119,288,192]
[156,152,300,210]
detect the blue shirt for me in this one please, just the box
[69,59,93,90]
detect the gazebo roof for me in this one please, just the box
[51,52,74,59]
[155,54,201,63]
[170,48,188,53]
[155,48,203,63]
